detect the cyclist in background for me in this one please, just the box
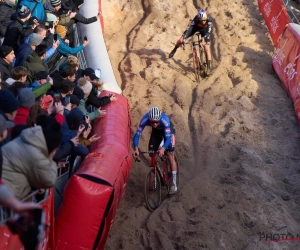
[133,107,178,194]
[169,9,212,75]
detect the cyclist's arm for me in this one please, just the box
[183,15,198,40]
[133,114,149,148]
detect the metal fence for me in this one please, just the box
[282,0,300,24]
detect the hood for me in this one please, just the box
[26,52,42,63]
[43,1,54,11]
[0,57,9,67]
[20,126,48,156]
[1,0,14,8]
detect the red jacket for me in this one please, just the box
[14,106,30,125]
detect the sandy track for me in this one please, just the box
[103,0,300,249]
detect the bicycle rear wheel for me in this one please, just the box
[144,168,161,211]
[192,52,201,83]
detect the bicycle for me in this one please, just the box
[183,32,209,82]
[135,151,180,211]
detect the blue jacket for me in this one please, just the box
[15,43,33,67]
[57,35,84,56]
[19,0,45,21]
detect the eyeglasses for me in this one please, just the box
[150,120,159,124]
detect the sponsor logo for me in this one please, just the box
[264,1,272,18]
[171,134,175,147]
[165,128,171,133]
[161,118,169,127]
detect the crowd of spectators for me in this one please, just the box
[0,0,117,213]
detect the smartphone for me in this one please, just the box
[54,93,60,103]
[84,36,87,41]
[65,96,70,106]
[54,34,57,41]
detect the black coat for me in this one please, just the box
[0,57,12,81]
[86,92,111,108]
[50,70,64,92]
[0,2,14,37]
[2,13,25,53]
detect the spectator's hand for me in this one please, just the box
[46,75,53,85]
[83,39,89,47]
[77,124,85,136]
[70,12,76,19]
[109,94,117,102]
[98,108,106,117]
[55,102,64,115]
[49,150,56,159]
[49,27,55,34]
[89,134,100,143]
[65,103,71,111]
[70,136,79,147]
[52,40,59,50]
[64,39,70,45]
[83,124,91,138]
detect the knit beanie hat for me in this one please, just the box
[18,88,35,108]
[70,94,80,106]
[72,86,84,100]
[0,45,13,59]
[77,78,92,95]
[0,89,19,113]
[50,0,61,7]
[73,0,84,8]
[45,13,57,22]
[55,25,67,37]
[17,5,31,19]
[37,115,62,153]
[28,33,42,46]
[66,112,81,130]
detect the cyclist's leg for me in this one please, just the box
[203,34,212,75]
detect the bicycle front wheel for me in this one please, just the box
[144,168,161,211]
[192,52,201,83]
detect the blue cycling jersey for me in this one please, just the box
[133,113,172,149]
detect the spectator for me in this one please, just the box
[14,88,36,125]
[33,25,54,49]
[0,45,14,81]
[31,71,53,98]
[19,0,45,21]
[3,5,31,53]
[23,44,48,84]
[0,0,15,44]
[0,81,9,90]
[44,0,62,12]
[26,103,47,127]
[2,115,62,199]
[59,55,79,72]
[0,89,19,145]
[56,79,75,105]
[55,24,88,56]
[20,16,39,44]
[11,124,29,139]
[15,33,42,67]
[0,113,13,149]
[5,66,28,86]
[92,78,104,96]
[7,81,27,97]
[50,65,76,91]
[76,78,106,121]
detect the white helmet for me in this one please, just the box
[148,107,161,121]
[197,9,207,21]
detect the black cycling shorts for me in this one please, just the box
[184,25,211,43]
[148,122,175,152]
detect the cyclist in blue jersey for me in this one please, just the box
[169,9,212,75]
[133,107,178,194]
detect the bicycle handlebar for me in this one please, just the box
[133,150,159,162]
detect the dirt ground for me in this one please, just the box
[103,0,300,249]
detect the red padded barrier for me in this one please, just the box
[272,23,300,124]
[258,0,290,47]
[55,91,132,250]
[0,188,55,250]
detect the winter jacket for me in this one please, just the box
[53,141,73,162]
[44,2,72,26]
[2,13,25,53]
[56,35,84,56]
[49,70,63,91]
[77,97,100,121]
[19,0,45,21]
[15,43,33,67]
[23,52,48,84]
[1,126,57,199]
[0,2,14,37]
[14,106,30,125]
[0,57,12,81]
[32,82,51,98]
[86,92,111,108]
[20,27,34,44]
